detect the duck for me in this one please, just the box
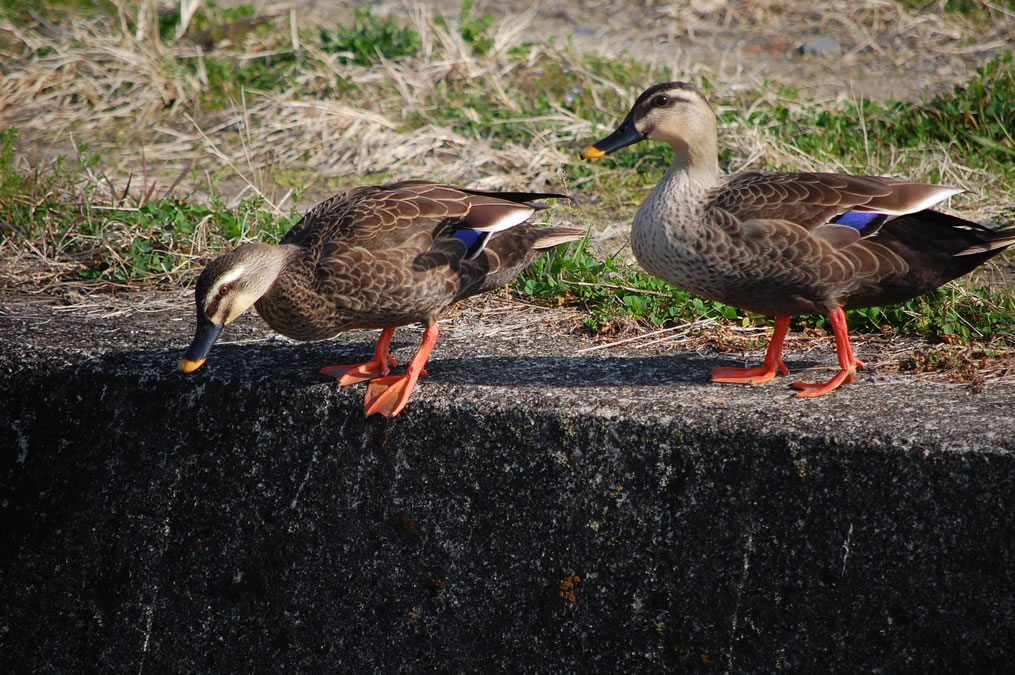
[178,180,582,416]
[582,82,1015,397]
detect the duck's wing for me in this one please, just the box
[710,172,961,238]
[703,173,966,313]
[454,224,585,299]
[282,181,560,257]
[280,181,571,319]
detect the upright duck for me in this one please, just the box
[179,180,581,416]
[583,82,1014,397]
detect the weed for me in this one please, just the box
[435,0,494,55]
[900,0,1015,16]
[0,0,118,26]
[185,52,300,110]
[750,54,1015,186]
[319,7,420,66]
[75,197,298,283]
[514,236,748,333]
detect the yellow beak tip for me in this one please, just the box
[581,146,606,160]
[178,358,206,374]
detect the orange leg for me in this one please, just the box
[363,324,439,418]
[320,327,398,386]
[710,316,791,385]
[792,307,866,398]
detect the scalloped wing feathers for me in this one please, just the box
[691,171,1008,314]
[254,181,580,339]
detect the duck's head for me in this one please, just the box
[581,82,717,171]
[178,243,280,373]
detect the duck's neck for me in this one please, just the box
[252,243,326,339]
[239,242,301,290]
[667,132,721,187]
[641,138,721,224]
[229,243,300,315]
[640,131,722,227]
[630,140,721,284]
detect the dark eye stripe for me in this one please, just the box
[206,295,222,316]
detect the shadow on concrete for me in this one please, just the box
[2,294,1014,672]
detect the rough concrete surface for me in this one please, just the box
[2,291,1014,672]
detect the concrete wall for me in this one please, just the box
[2,296,1014,671]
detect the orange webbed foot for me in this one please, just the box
[791,367,857,398]
[363,366,428,417]
[320,354,397,386]
[362,324,438,418]
[319,327,397,386]
[710,316,791,387]
[710,360,789,385]
[363,374,418,418]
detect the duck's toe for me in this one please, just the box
[791,367,857,398]
[710,359,788,386]
[321,356,397,386]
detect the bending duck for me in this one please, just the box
[582,82,1015,397]
[179,180,581,416]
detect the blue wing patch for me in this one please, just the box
[833,211,884,231]
[453,229,493,259]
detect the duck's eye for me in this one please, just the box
[653,94,670,107]
[218,283,231,297]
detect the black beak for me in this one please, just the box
[178,315,223,373]
[581,114,646,159]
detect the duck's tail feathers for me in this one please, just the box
[528,226,586,250]
[459,188,571,206]
[956,230,1015,256]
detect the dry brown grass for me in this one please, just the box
[3,0,1011,209]
[1,3,599,203]
[2,0,1014,390]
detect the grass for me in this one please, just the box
[319,7,421,66]
[900,0,1015,16]
[517,235,749,335]
[742,53,1015,189]
[518,236,1015,341]
[0,129,297,285]
[1,0,1014,361]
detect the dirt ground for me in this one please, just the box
[259,0,1010,102]
[4,0,1014,385]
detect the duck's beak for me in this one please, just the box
[581,114,646,159]
[178,316,223,373]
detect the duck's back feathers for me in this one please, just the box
[710,172,961,232]
[282,180,565,254]
[253,181,580,338]
[696,171,1012,315]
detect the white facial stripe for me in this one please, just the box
[212,265,246,296]
[206,264,248,324]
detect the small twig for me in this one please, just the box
[576,318,719,353]
[162,159,195,200]
[565,279,672,298]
